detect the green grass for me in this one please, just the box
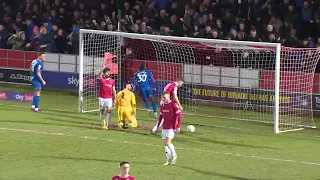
[1,85,320,180]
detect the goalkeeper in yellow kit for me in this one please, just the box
[116,81,137,129]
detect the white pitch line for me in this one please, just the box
[0,127,320,166]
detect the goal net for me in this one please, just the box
[79,29,319,133]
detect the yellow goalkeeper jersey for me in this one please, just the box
[116,89,136,111]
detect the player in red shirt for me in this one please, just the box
[98,67,116,129]
[112,161,136,180]
[158,92,181,165]
[152,78,184,134]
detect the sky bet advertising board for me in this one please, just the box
[0,91,33,102]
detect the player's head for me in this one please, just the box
[38,52,45,61]
[124,81,133,91]
[119,161,130,176]
[175,78,184,87]
[103,67,110,78]
[162,92,170,102]
[139,64,145,71]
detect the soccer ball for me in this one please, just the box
[187,125,195,133]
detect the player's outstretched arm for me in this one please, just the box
[98,67,107,78]
[173,105,181,130]
[173,91,183,110]
[157,112,163,128]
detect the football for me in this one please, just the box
[187,125,195,132]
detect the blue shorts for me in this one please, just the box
[140,86,153,100]
[31,80,42,91]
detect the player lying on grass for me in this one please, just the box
[98,67,116,130]
[116,81,137,129]
[112,161,136,180]
[159,92,181,165]
[30,52,46,113]
[152,78,184,134]
[134,64,158,118]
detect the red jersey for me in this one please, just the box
[112,175,135,180]
[159,100,180,130]
[163,82,178,100]
[98,77,115,98]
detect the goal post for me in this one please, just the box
[79,29,318,133]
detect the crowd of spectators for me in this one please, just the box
[0,0,320,55]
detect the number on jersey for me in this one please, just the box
[137,72,147,82]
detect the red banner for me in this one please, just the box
[260,70,319,93]
[0,49,37,69]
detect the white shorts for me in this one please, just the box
[99,97,112,109]
[162,129,175,140]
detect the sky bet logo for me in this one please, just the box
[15,94,24,101]
[24,94,33,102]
[68,76,79,87]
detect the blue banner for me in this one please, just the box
[42,71,79,89]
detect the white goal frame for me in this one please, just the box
[79,29,289,134]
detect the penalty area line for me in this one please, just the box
[0,127,320,166]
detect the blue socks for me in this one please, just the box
[34,96,40,109]
[145,100,157,113]
[151,101,157,113]
[144,102,150,110]
[32,95,36,107]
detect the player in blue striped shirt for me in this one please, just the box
[30,52,46,112]
[134,64,158,118]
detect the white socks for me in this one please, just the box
[165,145,171,161]
[106,113,111,126]
[165,143,177,162]
[167,143,177,157]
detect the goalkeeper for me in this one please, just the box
[116,81,137,129]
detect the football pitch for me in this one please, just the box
[1,85,320,180]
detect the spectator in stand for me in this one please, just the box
[302,37,316,48]
[25,18,35,40]
[0,25,10,49]
[170,14,184,37]
[203,25,213,39]
[237,31,245,41]
[230,25,238,40]
[66,26,79,55]
[283,27,302,47]
[247,28,261,42]
[54,29,67,53]
[7,31,26,50]
[42,19,52,34]
[27,26,53,52]
[211,29,220,39]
